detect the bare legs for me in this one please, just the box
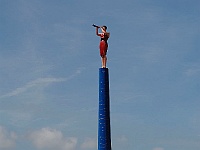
[101,55,107,68]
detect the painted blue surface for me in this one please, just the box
[98,68,111,150]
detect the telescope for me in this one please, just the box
[92,24,100,28]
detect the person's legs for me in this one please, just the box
[101,55,107,68]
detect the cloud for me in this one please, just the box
[185,66,200,76]
[153,147,164,150]
[0,67,84,99]
[116,135,129,144]
[81,138,97,149]
[0,126,17,149]
[0,77,66,98]
[29,128,77,150]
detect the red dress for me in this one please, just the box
[99,33,109,57]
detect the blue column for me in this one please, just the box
[98,68,111,150]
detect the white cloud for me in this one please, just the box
[0,77,66,98]
[185,67,200,76]
[116,135,128,143]
[153,147,164,150]
[0,67,84,99]
[81,138,97,149]
[29,127,77,150]
[0,126,17,149]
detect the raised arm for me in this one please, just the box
[96,27,101,36]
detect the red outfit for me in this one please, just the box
[99,33,109,57]
[100,41,108,57]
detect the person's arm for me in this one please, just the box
[96,27,101,36]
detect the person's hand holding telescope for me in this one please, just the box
[92,24,100,28]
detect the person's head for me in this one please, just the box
[101,25,107,32]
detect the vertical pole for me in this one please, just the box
[98,68,111,150]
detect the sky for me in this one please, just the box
[0,0,200,150]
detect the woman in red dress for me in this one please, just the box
[95,25,110,68]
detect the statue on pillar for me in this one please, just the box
[93,24,110,68]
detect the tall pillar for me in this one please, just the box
[98,68,111,150]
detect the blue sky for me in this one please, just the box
[0,0,200,150]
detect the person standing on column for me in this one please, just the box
[93,24,110,68]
